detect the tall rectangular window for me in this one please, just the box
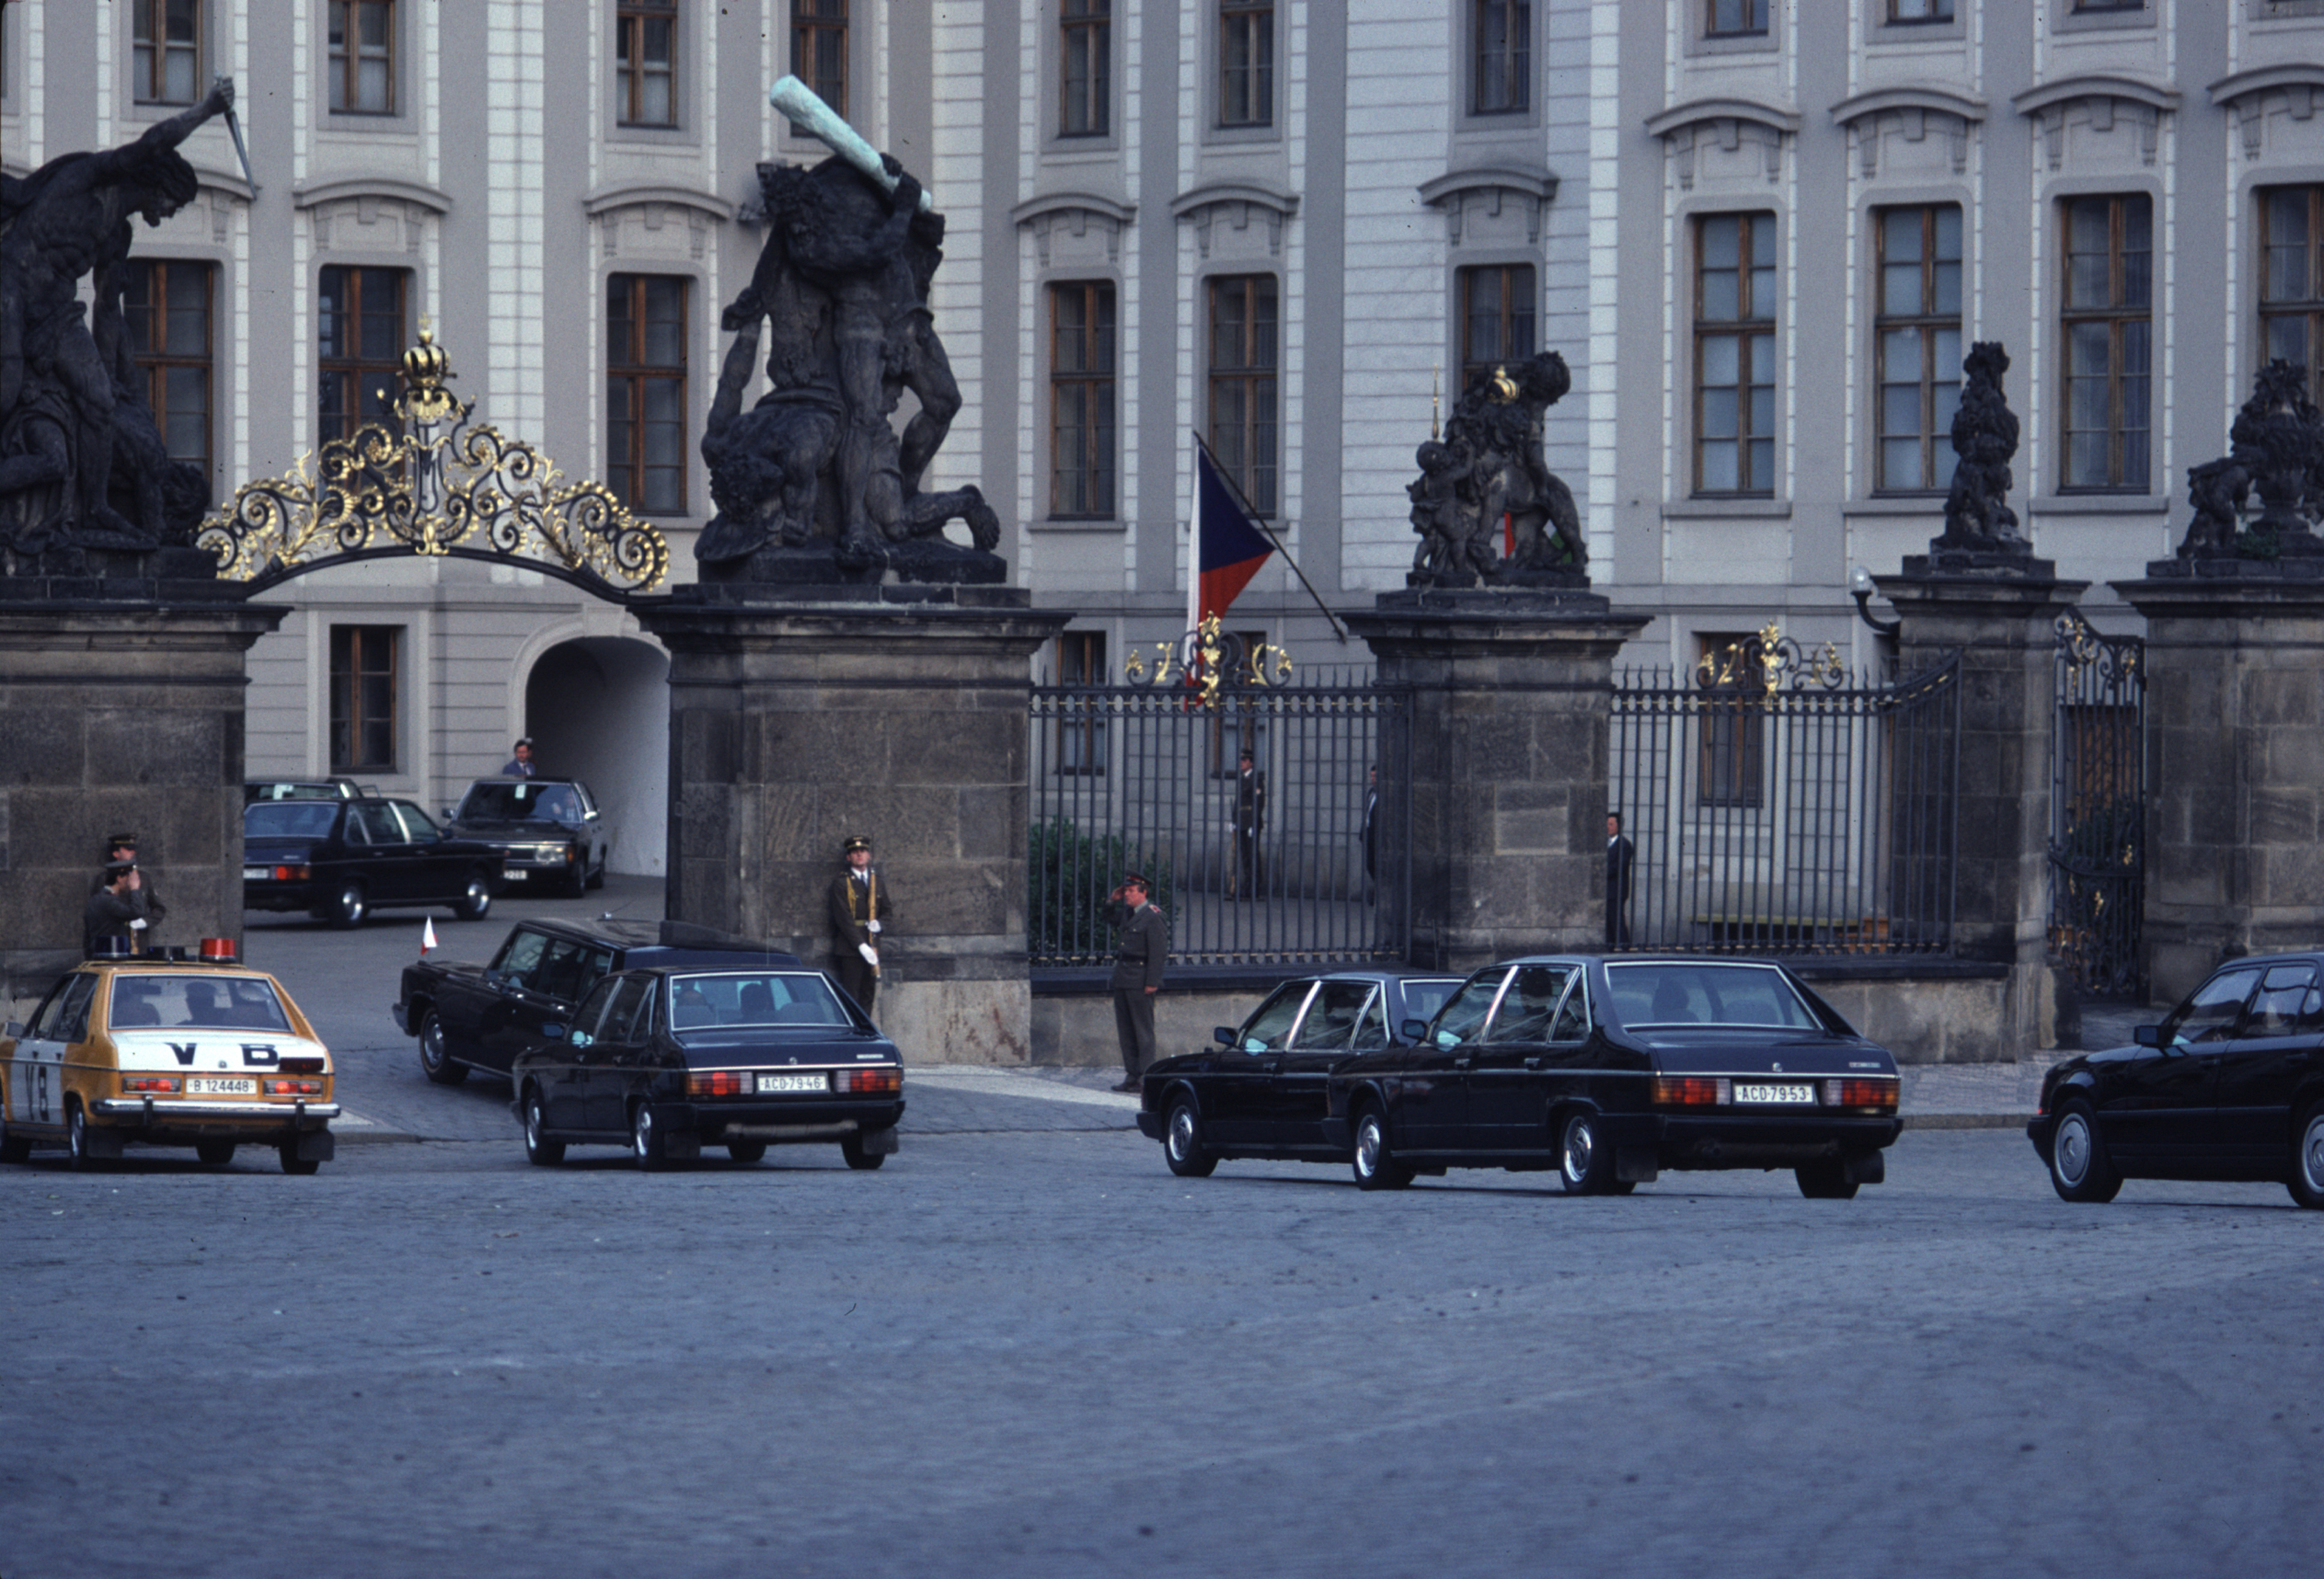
[317,266,406,443]
[791,0,847,120]
[617,1,677,127]
[1050,282,1117,519]
[1706,0,1768,36]
[327,1,395,114]
[1696,634,1765,809]
[329,626,400,773]
[2061,193,2152,492]
[608,274,689,514]
[1874,205,1963,493]
[133,0,201,106]
[1208,275,1279,518]
[1473,0,1530,114]
[1054,631,1108,775]
[1694,212,1777,496]
[122,260,214,479]
[1220,2,1273,129]
[1458,264,1537,395]
[2261,186,2324,408]
[1060,0,1110,137]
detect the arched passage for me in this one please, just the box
[523,637,670,877]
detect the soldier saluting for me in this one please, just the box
[827,834,892,1015]
[1106,871,1167,1092]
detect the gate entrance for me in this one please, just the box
[2048,609,2145,1001]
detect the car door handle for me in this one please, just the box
[1451,1055,1472,1069]
[1524,1056,1546,1070]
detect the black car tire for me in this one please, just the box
[840,1132,887,1171]
[727,1139,768,1164]
[2289,1103,2324,1210]
[195,1139,237,1166]
[1795,1159,1860,1199]
[1351,1106,1415,1191]
[278,1139,321,1176]
[326,880,367,930]
[1163,1095,1219,1178]
[1558,1111,1619,1196]
[632,1101,673,1171]
[66,1102,103,1173]
[454,875,492,921]
[560,852,587,897]
[586,857,606,892]
[417,1010,468,1086]
[2048,1100,2122,1204]
[522,1088,564,1167]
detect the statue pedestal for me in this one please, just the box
[2114,568,2324,1002]
[0,587,286,1004]
[1347,589,1647,972]
[635,585,1071,1064]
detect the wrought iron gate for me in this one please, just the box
[2048,609,2145,1000]
[1609,628,1961,956]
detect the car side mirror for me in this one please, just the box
[1213,1026,1237,1047]
[2134,1024,2161,1048]
[3,1021,22,1041]
[1400,1019,1429,1043]
[540,1023,567,1041]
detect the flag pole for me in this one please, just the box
[1189,430,1348,642]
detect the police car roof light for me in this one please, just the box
[198,937,239,965]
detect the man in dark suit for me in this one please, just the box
[1605,812,1635,949]
[1233,747,1266,900]
[502,737,536,777]
[827,833,892,1015]
[1107,871,1167,1092]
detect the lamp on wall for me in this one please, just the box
[1850,566,1901,637]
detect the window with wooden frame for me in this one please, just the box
[2261,185,2324,408]
[1706,0,1768,36]
[1060,0,1110,138]
[327,1,395,114]
[132,0,202,106]
[1050,281,1117,519]
[1053,631,1108,775]
[317,266,406,445]
[2060,193,2152,492]
[1887,0,1952,20]
[1694,212,1777,496]
[1457,264,1537,397]
[1874,205,1963,493]
[1207,275,1279,518]
[607,274,689,514]
[329,626,400,773]
[616,1,677,127]
[1219,1,1273,129]
[1472,0,1530,114]
[1696,633,1766,809]
[122,260,215,480]
[791,0,847,120]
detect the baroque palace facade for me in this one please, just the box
[5,1,2323,877]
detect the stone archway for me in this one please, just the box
[522,637,670,877]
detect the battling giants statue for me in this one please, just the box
[2178,359,2324,561]
[698,78,1000,582]
[1935,341,2026,557]
[0,79,236,571]
[1404,350,1587,589]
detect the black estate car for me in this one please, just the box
[1316,955,1901,1198]
[244,797,502,928]
[445,777,612,896]
[1134,971,1461,1177]
[512,965,904,1171]
[2029,953,2324,1208]
[394,917,802,1085]
[245,778,373,802]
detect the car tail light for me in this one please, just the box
[1821,1078,1897,1112]
[687,1070,746,1098]
[270,866,309,882]
[122,1075,180,1094]
[264,1078,325,1095]
[1651,1075,1728,1106]
[835,1066,901,1096]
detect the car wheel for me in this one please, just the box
[327,881,367,929]
[2048,1100,2122,1204]
[1163,1095,1219,1179]
[278,1139,321,1176]
[727,1139,768,1164]
[1557,1110,1618,1196]
[560,852,587,897]
[522,1088,564,1167]
[1350,1106,1415,1191]
[453,875,492,921]
[195,1139,237,1166]
[840,1132,887,1171]
[632,1102,672,1171]
[586,857,606,891]
[66,1102,104,1173]
[1795,1159,1859,1199]
[2288,1103,2324,1210]
[417,1010,468,1086]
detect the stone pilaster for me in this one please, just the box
[1345,590,1648,973]
[635,586,1071,1064]
[2113,572,2324,1003]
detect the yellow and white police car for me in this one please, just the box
[1,946,338,1173]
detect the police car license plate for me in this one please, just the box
[1735,1083,1814,1105]
[188,1077,257,1095]
[757,1072,827,1094]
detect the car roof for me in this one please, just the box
[510,917,801,965]
[465,775,587,789]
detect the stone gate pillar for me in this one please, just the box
[636,586,1072,1064]
[1345,589,1649,973]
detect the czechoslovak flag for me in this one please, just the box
[421,917,437,955]
[1188,443,1276,628]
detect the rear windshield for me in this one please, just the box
[1604,963,1822,1031]
[245,802,339,839]
[457,782,581,822]
[669,972,852,1031]
[109,974,293,1034]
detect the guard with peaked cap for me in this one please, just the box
[827,833,893,1015]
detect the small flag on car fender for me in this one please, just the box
[421,917,437,955]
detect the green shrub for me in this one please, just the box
[1028,816,1174,959]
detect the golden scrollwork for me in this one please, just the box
[1122,613,1299,710]
[1694,621,1848,702]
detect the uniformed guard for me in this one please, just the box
[827,834,892,1015]
[89,832,166,934]
[1107,871,1168,1092]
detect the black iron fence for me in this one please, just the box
[1609,633,1961,956]
[2048,610,2145,1000]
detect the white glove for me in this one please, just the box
[867,919,881,935]
[129,919,148,931]
[858,942,879,967]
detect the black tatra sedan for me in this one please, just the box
[2029,953,2324,1208]
[510,965,905,1171]
[1133,971,1463,1177]
[1320,956,1902,1197]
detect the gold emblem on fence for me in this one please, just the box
[1124,614,1293,709]
[1695,622,1847,701]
